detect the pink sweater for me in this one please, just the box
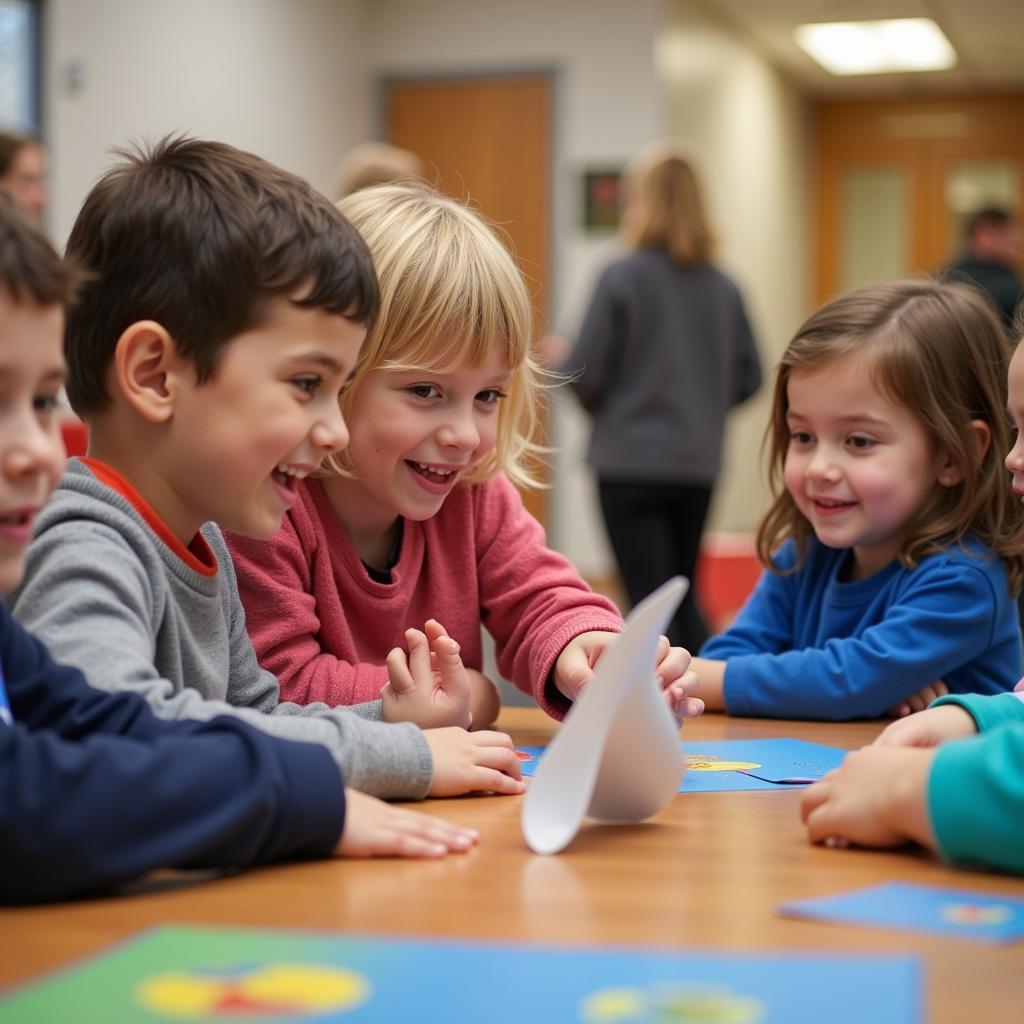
[226,474,623,719]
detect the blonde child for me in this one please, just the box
[692,280,1024,719]
[227,184,701,725]
[799,326,1024,874]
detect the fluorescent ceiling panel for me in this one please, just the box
[794,18,957,76]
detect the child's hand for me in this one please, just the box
[653,635,704,725]
[466,668,502,730]
[800,746,937,851]
[873,704,978,748]
[380,620,472,730]
[553,630,618,701]
[555,632,704,723]
[424,728,526,797]
[333,788,479,858]
[884,679,949,718]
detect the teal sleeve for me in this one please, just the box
[928,723,1024,873]
[932,691,1024,732]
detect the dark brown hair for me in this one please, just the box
[758,278,1024,593]
[966,205,1014,239]
[64,135,378,416]
[0,189,79,307]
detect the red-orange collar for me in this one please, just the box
[80,457,217,577]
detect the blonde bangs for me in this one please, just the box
[327,182,547,486]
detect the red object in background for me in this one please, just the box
[60,419,88,457]
[695,534,763,631]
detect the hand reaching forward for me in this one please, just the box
[873,703,978,748]
[884,679,949,718]
[380,620,472,730]
[425,727,526,797]
[554,631,704,725]
[800,746,937,851]
[334,788,479,858]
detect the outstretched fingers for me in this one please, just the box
[384,645,415,696]
[469,735,526,793]
[405,627,432,686]
[426,620,468,693]
[337,790,480,859]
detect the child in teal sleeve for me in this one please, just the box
[694,280,1024,719]
[799,328,1024,873]
[800,690,1024,874]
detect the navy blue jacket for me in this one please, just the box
[0,605,345,903]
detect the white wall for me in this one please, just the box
[364,0,666,576]
[40,0,810,578]
[44,0,368,245]
[362,0,810,573]
[660,0,811,535]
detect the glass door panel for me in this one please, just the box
[839,167,910,291]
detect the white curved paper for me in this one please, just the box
[521,577,688,855]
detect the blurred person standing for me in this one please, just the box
[559,143,762,652]
[334,142,424,199]
[0,131,47,221]
[946,206,1022,329]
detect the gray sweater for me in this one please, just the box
[562,249,762,483]
[8,460,432,799]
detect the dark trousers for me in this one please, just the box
[597,479,714,652]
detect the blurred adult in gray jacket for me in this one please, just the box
[561,144,762,651]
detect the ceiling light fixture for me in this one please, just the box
[794,18,957,76]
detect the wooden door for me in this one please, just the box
[815,93,1024,305]
[383,74,552,524]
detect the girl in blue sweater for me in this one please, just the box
[693,279,1024,719]
[799,330,1024,873]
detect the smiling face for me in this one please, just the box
[1004,343,1024,497]
[0,290,67,592]
[162,299,365,542]
[782,351,946,580]
[322,354,510,556]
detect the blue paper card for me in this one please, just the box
[517,738,846,792]
[0,923,922,1023]
[780,882,1024,944]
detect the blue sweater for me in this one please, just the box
[0,604,346,903]
[701,539,1021,719]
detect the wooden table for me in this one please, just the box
[2,710,1022,1019]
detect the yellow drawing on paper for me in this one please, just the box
[684,754,761,773]
[940,902,1013,926]
[580,982,764,1023]
[135,962,370,1018]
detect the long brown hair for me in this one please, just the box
[622,142,714,266]
[757,279,1024,593]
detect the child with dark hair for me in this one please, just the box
[0,191,476,903]
[9,137,524,804]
